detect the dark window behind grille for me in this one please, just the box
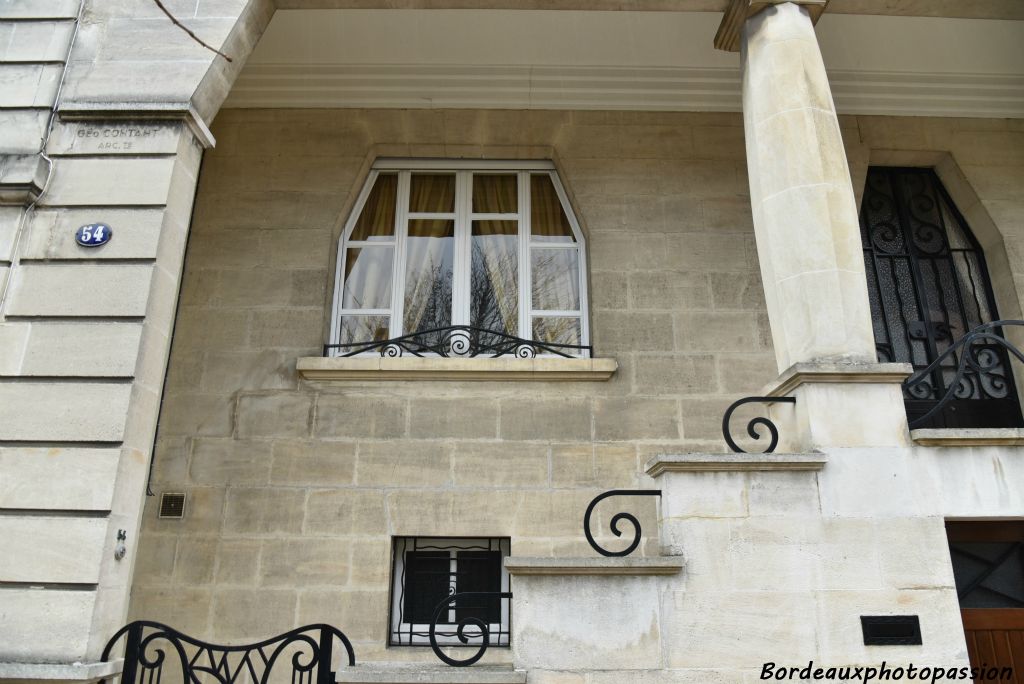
[390,537,510,647]
[454,551,502,623]
[859,167,1023,428]
[403,552,450,623]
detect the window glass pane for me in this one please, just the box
[404,220,454,340]
[473,174,517,214]
[531,248,580,311]
[342,246,393,309]
[403,551,451,623]
[338,315,389,345]
[350,173,396,241]
[531,174,575,243]
[950,542,1024,608]
[455,551,502,623]
[410,174,455,213]
[472,221,519,341]
[532,316,582,348]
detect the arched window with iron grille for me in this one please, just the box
[860,166,1023,429]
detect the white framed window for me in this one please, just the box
[329,159,589,357]
[388,537,511,647]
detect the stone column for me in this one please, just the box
[742,1,873,371]
[739,2,910,448]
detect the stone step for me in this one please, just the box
[337,664,525,684]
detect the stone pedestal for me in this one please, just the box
[505,557,682,672]
[644,453,970,672]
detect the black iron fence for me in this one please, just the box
[100,621,355,684]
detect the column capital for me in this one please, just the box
[714,0,828,52]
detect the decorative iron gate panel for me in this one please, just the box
[860,167,1023,428]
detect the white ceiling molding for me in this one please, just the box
[224,10,1024,118]
[224,64,1024,118]
[271,0,1024,20]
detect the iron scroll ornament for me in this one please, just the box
[721,396,796,454]
[99,621,355,684]
[583,489,662,557]
[428,591,514,667]
[903,320,1024,430]
[325,325,591,359]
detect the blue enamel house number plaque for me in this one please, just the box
[75,223,112,247]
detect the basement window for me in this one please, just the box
[388,536,511,647]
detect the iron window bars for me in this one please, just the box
[389,537,511,650]
[860,167,1023,428]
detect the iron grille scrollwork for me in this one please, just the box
[860,167,1022,428]
[99,621,355,684]
[389,537,511,659]
[903,320,1024,430]
[428,592,514,667]
[722,396,796,454]
[324,325,591,358]
[583,490,662,557]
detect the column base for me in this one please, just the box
[761,361,913,450]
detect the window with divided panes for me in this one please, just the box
[330,160,589,356]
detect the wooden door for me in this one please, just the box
[948,522,1024,683]
[962,609,1024,683]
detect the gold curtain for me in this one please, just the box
[409,174,455,213]
[473,174,517,214]
[351,173,397,241]
[530,174,574,241]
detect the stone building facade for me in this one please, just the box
[1,1,1023,684]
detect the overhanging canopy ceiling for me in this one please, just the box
[225,9,1024,117]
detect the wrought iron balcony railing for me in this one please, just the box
[324,325,591,359]
[903,319,1024,430]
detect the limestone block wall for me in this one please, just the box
[131,108,1024,667]
[0,120,206,664]
[0,0,269,668]
[130,108,779,660]
[0,0,78,313]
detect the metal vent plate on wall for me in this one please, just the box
[860,615,922,645]
[158,492,186,519]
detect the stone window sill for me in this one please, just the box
[910,428,1024,447]
[296,356,617,381]
[504,556,684,576]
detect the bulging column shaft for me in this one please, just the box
[741,1,876,372]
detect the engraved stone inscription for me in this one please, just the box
[76,126,158,151]
[54,122,179,155]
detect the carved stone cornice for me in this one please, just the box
[714,0,829,52]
